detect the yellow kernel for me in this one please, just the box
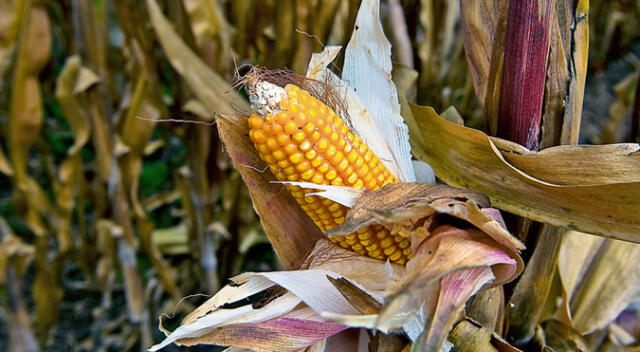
[266,138,278,150]
[357,232,370,240]
[323,125,333,135]
[262,154,275,164]
[376,231,388,239]
[380,237,393,249]
[335,217,345,225]
[326,145,337,158]
[311,173,324,184]
[295,161,310,172]
[303,123,315,134]
[331,210,344,218]
[346,173,358,185]
[389,251,402,262]
[384,247,396,256]
[300,141,312,151]
[248,115,264,129]
[399,239,410,249]
[356,164,370,177]
[296,112,308,124]
[283,166,296,175]
[251,129,267,144]
[321,199,333,206]
[337,159,349,172]
[326,170,337,181]
[284,121,297,134]
[318,163,330,173]
[310,131,322,141]
[272,149,287,161]
[293,131,306,143]
[275,112,289,124]
[300,169,314,180]
[270,123,283,135]
[330,132,339,142]
[353,180,364,189]
[305,150,317,160]
[352,244,363,251]
[330,177,343,186]
[347,151,358,163]
[331,152,344,164]
[257,144,269,154]
[403,248,412,256]
[328,203,341,212]
[276,134,289,145]
[364,150,373,162]
[366,243,378,251]
[317,138,329,150]
[311,158,323,168]
[284,144,297,154]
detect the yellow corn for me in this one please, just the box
[248,84,412,265]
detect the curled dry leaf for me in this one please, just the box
[558,231,640,335]
[151,180,523,351]
[407,104,640,242]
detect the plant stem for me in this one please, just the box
[497,0,554,150]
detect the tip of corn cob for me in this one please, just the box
[247,80,287,116]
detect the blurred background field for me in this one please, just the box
[1,0,639,351]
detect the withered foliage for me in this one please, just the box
[0,0,640,352]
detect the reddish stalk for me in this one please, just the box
[497,0,553,150]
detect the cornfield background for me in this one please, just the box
[1,0,639,351]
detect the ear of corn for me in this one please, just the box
[249,83,412,265]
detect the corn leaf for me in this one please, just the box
[146,0,247,116]
[408,105,640,242]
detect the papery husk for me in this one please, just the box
[216,114,324,269]
[323,183,523,352]
[558,231,640,335]
[150,240,398,351]
[406,104,640,243]
[151,182,523,352]
[341,0,415,182]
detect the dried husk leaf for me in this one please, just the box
[559,231,640,335]
[151,240,392,351]
[342,0,416,182]
[408,105,640,242]
[216,114,324,269]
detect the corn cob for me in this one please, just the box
[248,83,412,265]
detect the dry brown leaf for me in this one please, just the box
[408,105,640,242]
[558,231,640,335]
[146,0,247,116]
[216,114,324,269]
